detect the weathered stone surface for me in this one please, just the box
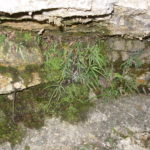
[108,6,150,37]
[0,0,149,15]
[0,75,14,94]
[116,0,150,10]
[0,0,150,37]
[0,0,116,15]
[106,37,150,63]
[0,95,150,150]
[0,29,44,94]
[0,38,42,67]
[0,73,42,94]
[107,38,146,52]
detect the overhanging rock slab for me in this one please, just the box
[0,0,116,16]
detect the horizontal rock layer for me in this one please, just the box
[0,0,116,15]
[0,0,149,38]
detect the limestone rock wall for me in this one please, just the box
[0,0,149,15]
[0,0,149,37]
[0,0,116,15]
[0,0,150,94]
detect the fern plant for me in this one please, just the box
[42,40,139,121]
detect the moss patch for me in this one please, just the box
[14,82,92,124]
[0,64,45,85]
[0,34,6,44]
[0,80,93,145]
[19,64,45,85]
[0,66,20,82]
[47,83,92,123]
[11,30,39,48]
[0,95,25,146]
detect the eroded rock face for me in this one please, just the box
[0,0,150,37]
[1,95,150,150]
[116,0,150,10]
[0,0,116,15]
[0,29,44,94]
[0,0,149,14]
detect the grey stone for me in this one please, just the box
[0,1,149,37]
[0,95,149,150]
[112,39,126,51]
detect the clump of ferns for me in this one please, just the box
[43,41,138,108]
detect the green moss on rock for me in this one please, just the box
[0,95,25,146]
[19,64,45,86]
[0,34,6,44]
[12,31,38,48]
[0,66,20,82]
[0,64,45,86]
[59,84,92,122]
